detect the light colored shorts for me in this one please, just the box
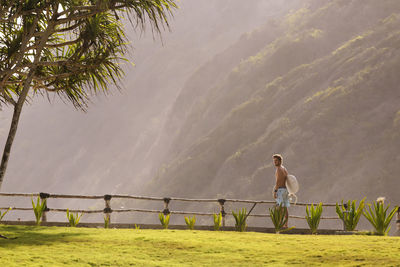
[276,188,290,208]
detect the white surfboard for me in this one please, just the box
[286,174,299,204]
[286,174,299,194]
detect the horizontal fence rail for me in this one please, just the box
[0,192,337,205]
[0,207,340,220]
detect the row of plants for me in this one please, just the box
[0,196,222,230]
[269,199,398,236]
[0,197,398,235]
[158,213,222,230]
[157,199,398,235]
[159,208,251,231]
[0,197,82,227]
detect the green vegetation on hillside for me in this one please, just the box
[1,226,400,266]
[147,0,400,208]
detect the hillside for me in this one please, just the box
[142,0,400,206]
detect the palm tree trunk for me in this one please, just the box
[0,75,33,190]
[0,17,56,190]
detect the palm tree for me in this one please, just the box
[0,0,178,189]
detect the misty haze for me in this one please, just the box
[1,0,400,240]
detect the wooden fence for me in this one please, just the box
[1,192,399,235]
[0,192,342,225]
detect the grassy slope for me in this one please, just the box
[1,226,400,266]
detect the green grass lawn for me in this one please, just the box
[1,225,400,266]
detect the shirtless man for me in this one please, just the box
[273,154,289,227]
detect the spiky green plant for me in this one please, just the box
[134,224,140,230]
[305,203,323,234]
[31,196,47,226]
[213,213,222,231]
[159,213,170,229]
[363,201,398,236]
[269,205,288,233]
[232,208,247,232]
[104,216,110,229]
[0,207,12,222]
[184,216,196,230]
[336,198,365,231]
[66,209,83,227]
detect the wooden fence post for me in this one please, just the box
[218,199,226,228]
[39,192,50,223]
[104,195,112,225]
[163,198,171,215]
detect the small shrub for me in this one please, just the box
[31,196,46,226]
[134,224,140,230]
[0,207,12,222]
[159,213,170,229]
[363,201,398,236]
[213,213,222,231]
[269,205,288,233]
[336,198,365,231]
[66,209,82,227]
[232,208,247,232]
[104,216,110,229]
[184,216,196,230]
[306,203,323,234]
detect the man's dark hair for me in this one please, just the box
[272,154,283,162]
